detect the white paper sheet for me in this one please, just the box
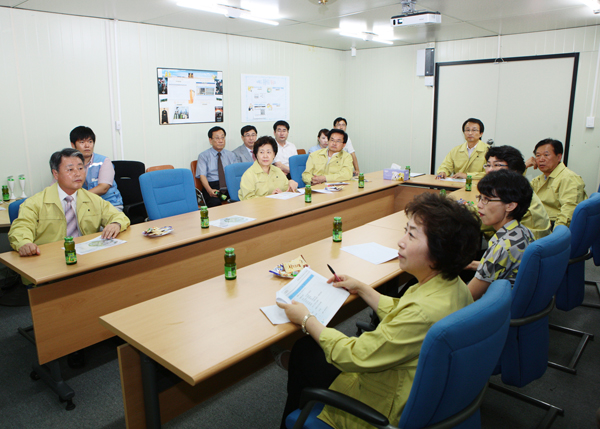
[409,173,425,177]
[260,268,350,325]
[440,177,466,183]
[341,242,399,265]
[209,215,255,228]
[265,192,304,200]
[70,236,127,255]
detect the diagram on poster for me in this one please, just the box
[157,68,223,125]
[241,74,289,122]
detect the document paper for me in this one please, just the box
[260,268,350,326]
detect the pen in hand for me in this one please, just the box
[327,264,342,282]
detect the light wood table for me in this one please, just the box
[0,171,433,407]
[401,174,469,190]
[100,219,410,428]
[0,199,16,229]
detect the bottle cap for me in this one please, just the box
[225,248,235,254]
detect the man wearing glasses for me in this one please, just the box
[302,129,353,186]
[233,125,257,163]
[484,145,551,240]
[436,118,489,180]
[525,138,587,228]
[70,126,123,210]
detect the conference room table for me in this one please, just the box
[0,171,436,404]
[402,174,468,190]
[0,199,16,230]
[100,213,412,428]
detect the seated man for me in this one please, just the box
[437,118,489,179]
[467,169,534,300]
[302,129,353,186]
[484,145,551,240]
[233,125,257,163]
[195,126,238,207]
[526,138,587,228]
[9,148,130,257]
[70,125,124,210]
[333,117,360,175]
[272,120,298,176]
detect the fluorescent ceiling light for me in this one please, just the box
[339,31,393,45]
[177,1,279,25]
[582,0,600,13]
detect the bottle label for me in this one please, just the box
[358,180,364,188]
[333,231,342,242]
[65,251,77,265]
[201,217,209,228]
[305,194,312,203]
[225,265,237,279]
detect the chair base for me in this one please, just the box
[548,323,594,374]
[488,382,563,429]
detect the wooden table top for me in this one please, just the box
[0,172,400,285]
[100,222,407,386]
[402,174,469,189]
[0,199,16,228]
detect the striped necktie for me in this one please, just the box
[64,195,80,238]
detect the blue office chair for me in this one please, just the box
[8,198,27,223]
[289,154,309,189]
[544,194,600,373]
[286,279,512,429]
[490,225,571,427]
[589,193,600,266]
[139,168,198,220]
[224,162,253,202]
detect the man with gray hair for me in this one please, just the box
[9,148,130,257]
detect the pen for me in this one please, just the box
[327,264,342,282]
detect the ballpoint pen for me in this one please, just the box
[327,264,342,282]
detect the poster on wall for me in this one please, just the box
[241,74,289,122]
[157,68,223,125]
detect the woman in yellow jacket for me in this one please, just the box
[277,193,481,429]
[437,118,489,180]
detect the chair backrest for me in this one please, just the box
[588,193,600,266]
[289,154,308,188]
[498,225,571,387]
[146,164,174,173]
[113,160,145,205]
[9,199,27,223]
[139,169,198,220]
[224,162,253,202]
[399,280,512,429]
[557,194,600,310]
[297,149,306,155]
[190,160,203,192]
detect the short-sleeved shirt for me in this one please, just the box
[195,147,238,182]
[273,141,298,167]
[475,219,534,283]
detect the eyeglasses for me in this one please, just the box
[464,128,480,133]
[476,195,503,205]
[483,163,508,168]
[329,139,344,144]
[243,133,257,138]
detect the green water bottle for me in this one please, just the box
[2,185,9,202]
[333,217,342,242]
[224,248,237,280]
[358,173,364,188]
[465,175,472,192]
[64,236,77,265]
[405,165,411,180]
[305,185,312,203]
[200,206,209,228]
[440,189,447,197]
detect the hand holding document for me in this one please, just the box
[260,268,350,325]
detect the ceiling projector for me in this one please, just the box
[391,12,441,27]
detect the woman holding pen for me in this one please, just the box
[277,192,481,429]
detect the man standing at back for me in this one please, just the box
[302,129,353,186]
[333,117,360,175]
[195,126,238,207]
[272,120,297,176]
[9,148,130,257]
[233,125,257,163]
[526,138,587,228]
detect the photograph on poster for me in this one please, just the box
[157,68,224,125]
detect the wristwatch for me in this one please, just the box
[301,313,315,335]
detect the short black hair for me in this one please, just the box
[50,148,84,173]
[208,126,226,139]
[477,169,533,222]
[328,129,348,144]
[485,145,526,174]
[333,117,347,127]
[70,126,95,144]
[253,136,278,158]
[534,138,563,156]
[318,128,329,138]
[273,120,289,132]
[405,193,481,280]
[241,125,257,136]
[462,118,484,134]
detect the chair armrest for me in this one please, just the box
[293,387,390,429]
[510,296,555,327]
[569,250,592,265]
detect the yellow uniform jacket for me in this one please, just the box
[302,148,353,185]
[238,162,289,200]
[437,140,489,180]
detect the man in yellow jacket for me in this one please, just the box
[436,118,489,180]
[302,129,353,186]
[9,148,130,257]
[526,138,587,228]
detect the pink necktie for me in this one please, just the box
[64,195,80,238]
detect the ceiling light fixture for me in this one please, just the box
[339,31,393,45]
[177,1,279,25]
[583,0,600,13]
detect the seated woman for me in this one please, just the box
[238,136,298,200]
[277,192,481,429]
[436,117,489,180]
[467,169,534,300]
[308,128,329,154]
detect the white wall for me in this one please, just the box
[344,26,600,192]
[0,8,345,195]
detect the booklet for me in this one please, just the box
[260,268,350,325]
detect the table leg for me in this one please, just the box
[140,352,162,429]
